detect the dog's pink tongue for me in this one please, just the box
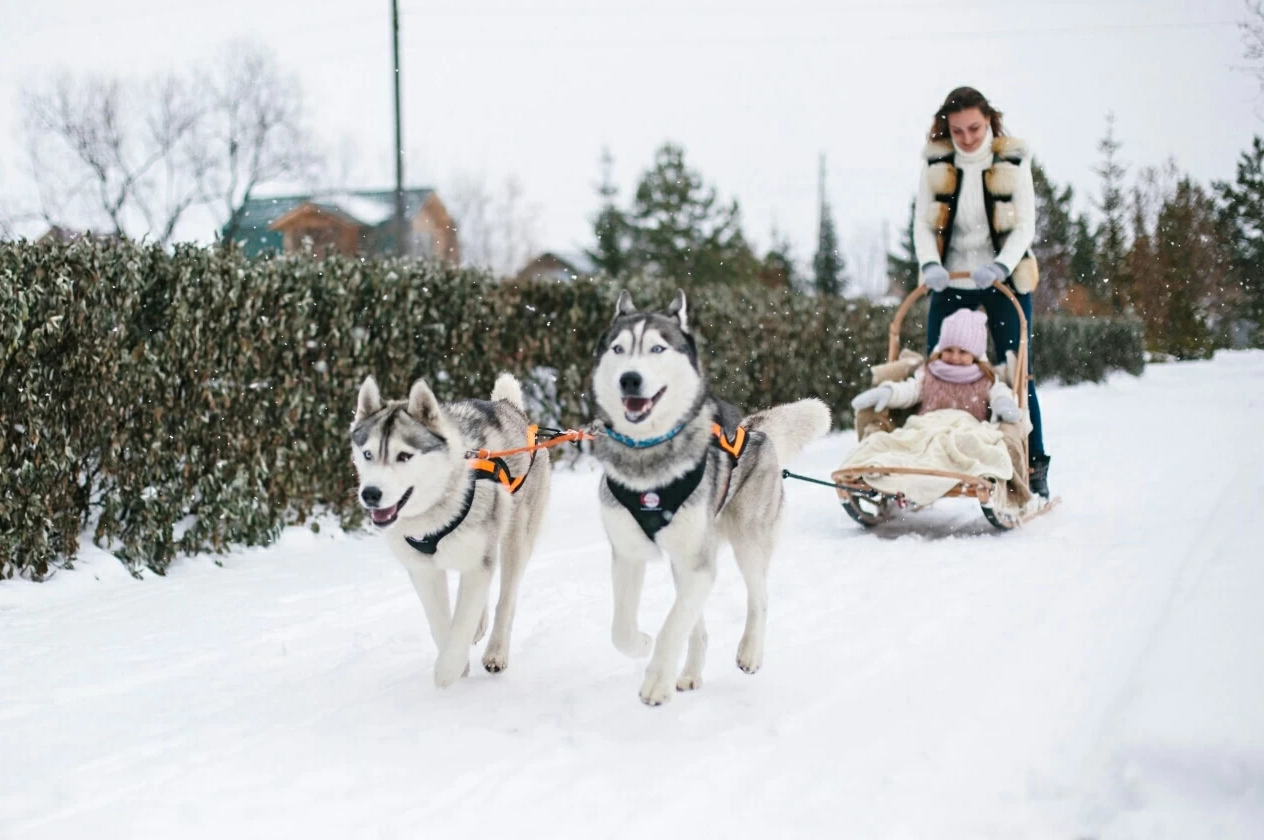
[371,503,399,524]
[623,397,651,413]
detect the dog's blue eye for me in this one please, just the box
[612,345,626,355]
[363,450,373,461]
[650,345,666,354]
[396,452,413,463]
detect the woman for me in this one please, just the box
[913,86,1051,498]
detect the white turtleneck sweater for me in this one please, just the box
[913,127,1036,291]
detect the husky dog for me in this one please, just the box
[350,373,550,688]
[591,289,831,706]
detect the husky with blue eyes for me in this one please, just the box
[350,373,551,689]
[591,289,831,706]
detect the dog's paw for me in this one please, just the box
[675,673,703,692]
[736,634,764,675]
[613,629,652,659]
[433,652,469,689]
[639,668,675,706]
[481,641,508,674]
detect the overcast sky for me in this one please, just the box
[1,0,1258,291]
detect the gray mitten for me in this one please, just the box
[851,384,893,412]
[921,263,950,292]
[991,393,1022,424]
[971,262,1009,289]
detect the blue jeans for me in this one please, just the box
[926,284,1047,461]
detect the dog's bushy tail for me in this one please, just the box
[492,373,525,411]
[745,398,831,464]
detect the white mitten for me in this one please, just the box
[991,393,1022,424]
[851,384,893,412]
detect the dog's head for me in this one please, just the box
[593,289,704,437]
[350,377,458,528]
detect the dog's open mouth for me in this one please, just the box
[369,487,413,528]
[623,386,667,424]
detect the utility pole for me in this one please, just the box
[392,0,407,256]
[817,152,826,230]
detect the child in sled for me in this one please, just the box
[850,308,1021,424]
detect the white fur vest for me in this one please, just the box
[920,136,1040,294]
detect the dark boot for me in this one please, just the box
[1029,455,1051,499]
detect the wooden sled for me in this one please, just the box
[833,275,1059,531]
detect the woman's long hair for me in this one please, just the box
[929,87,1005,142]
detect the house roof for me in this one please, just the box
[229,188,435,239]
[552,251,597,276]
[522,250,597,278]
[38,225,122,244]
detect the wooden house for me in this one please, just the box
[225,188,459,262]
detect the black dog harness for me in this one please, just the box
[606,423,748,541]
[404,478,480,556]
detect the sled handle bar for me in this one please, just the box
[888,276,1028,407]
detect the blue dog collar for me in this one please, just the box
[603,422,689,449]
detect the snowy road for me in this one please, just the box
[3,352,1263,839]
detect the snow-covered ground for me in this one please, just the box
[3,352,1263,840]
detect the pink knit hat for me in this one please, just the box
[935,309,988,359]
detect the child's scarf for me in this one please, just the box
[927,359,984,384]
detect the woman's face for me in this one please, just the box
[948,107,989,153]
[940,346,976,366]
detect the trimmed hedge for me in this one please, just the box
[1035,315,1146,384]
[0,241,1145,579]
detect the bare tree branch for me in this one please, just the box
[140,72,207,244]
[1242,0,1264,105]
[444,172,540,276]
[197,40,321,243]
[17,43,318,247]
[20,72,204,245]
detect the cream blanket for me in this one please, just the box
[839,409,1013,506]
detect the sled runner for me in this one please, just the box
[832,277,1059,530]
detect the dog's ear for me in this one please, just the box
[356,376,382,422]
[666,288,689,333]
[614,289,636,320]
[407,378,440,426]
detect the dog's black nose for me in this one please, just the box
[360,486,382,507]
[619,371,643,394]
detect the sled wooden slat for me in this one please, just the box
[832,466,993,504]
[986,279,1030,408]
[887,284,928,364]
[833,465,991,487]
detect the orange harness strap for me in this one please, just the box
[711,423,749,515]
[470,427,593,461]
[469,426,595,495]
[470,457,528,493]
[471,424,747,495]
[712,423,747,459]
[469,425,537,494]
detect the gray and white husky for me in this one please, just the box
[592,289,831,705]
[350,373,550,688]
